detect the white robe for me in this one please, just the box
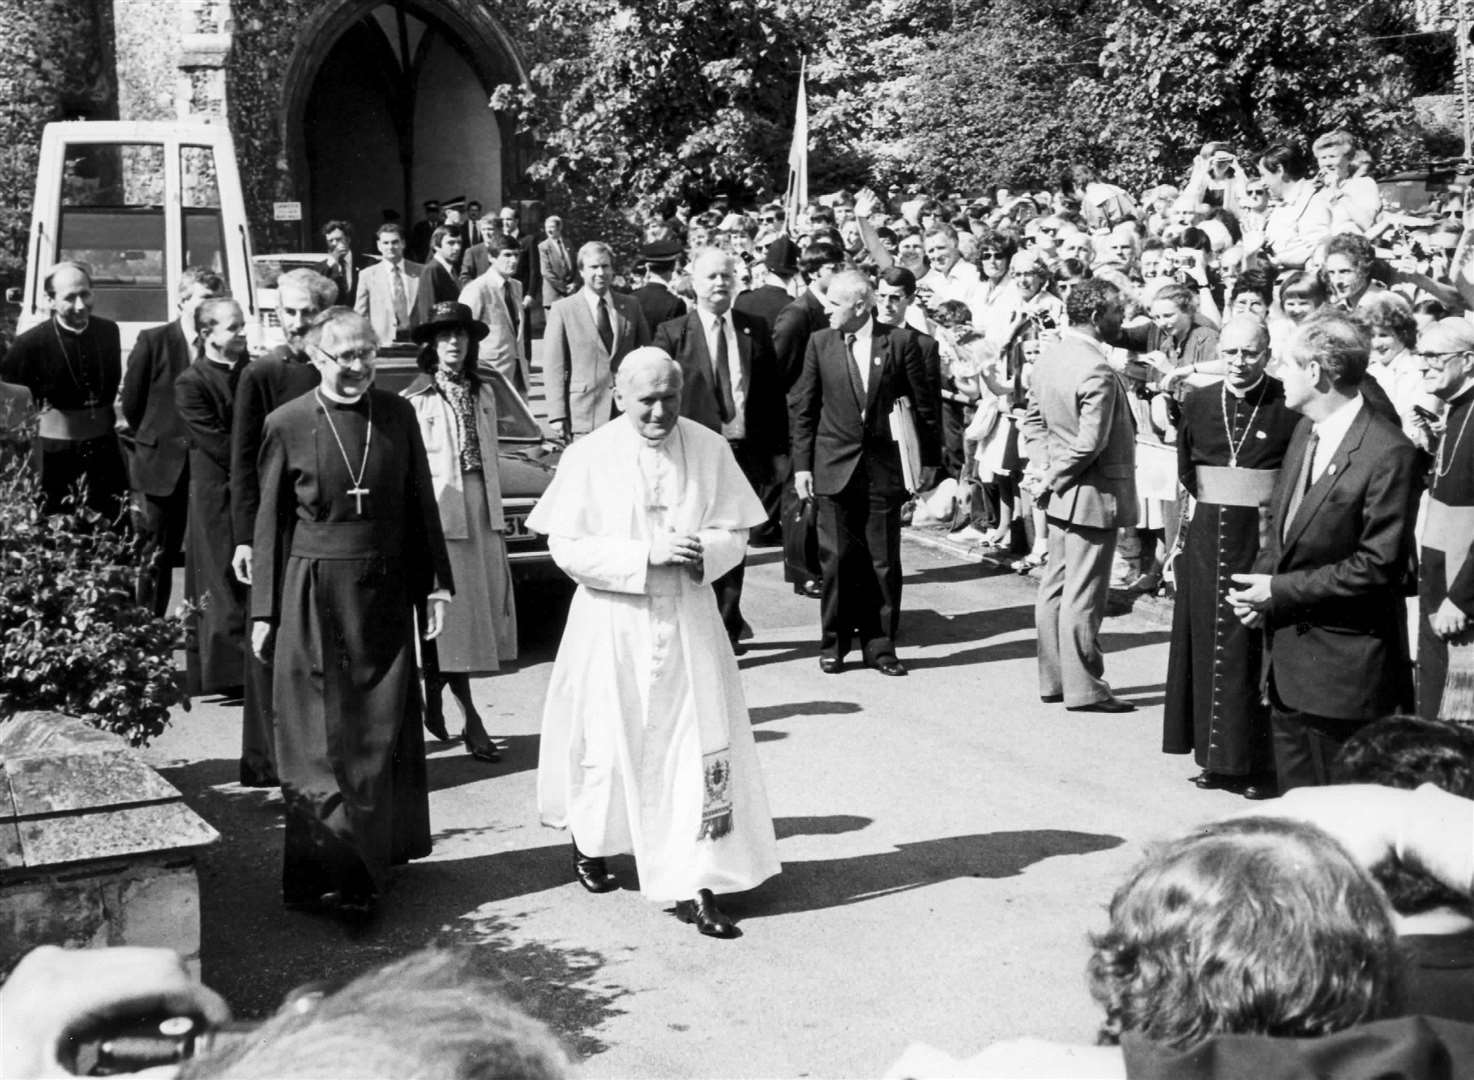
[526,417,781,901]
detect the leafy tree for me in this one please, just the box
[882,0,1109,191]
[1077,0,1424,189]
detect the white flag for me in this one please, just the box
[783,58,808,236]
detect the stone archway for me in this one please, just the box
[279,0,532,249]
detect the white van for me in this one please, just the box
[14,121,256,354]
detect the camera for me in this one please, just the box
[75,1013,259,1075]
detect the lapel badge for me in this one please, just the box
[1328,463,1338,476]
[1255,430,1266,438]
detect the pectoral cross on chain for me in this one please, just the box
[348,484,369,515]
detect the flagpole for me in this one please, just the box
[784,57,809,238]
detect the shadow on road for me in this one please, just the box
[157,762,625,1056]
[737,823,1124,918]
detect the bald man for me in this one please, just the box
[1163,316,1303,799]
[526,348,780,938]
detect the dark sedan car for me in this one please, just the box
[375,347,565,585]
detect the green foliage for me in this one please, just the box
[1077,0,1425,188]
[884,0,1110,191]
[0,454,188,747]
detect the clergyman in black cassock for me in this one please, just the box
[228,271,330,787]
[1162,319,1301,792]
[174,299,250,696]
[1415,320,1474,721]
[251,309,452,913]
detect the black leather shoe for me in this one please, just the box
[793,579,823,598]
[674,889,739,938]
[1039,693,1064,704]
[464,735,501,763]
[1191,769,1230,790]
[1066,696,1136,713]
[819,657,844,674]
[1241,781,1279,801]
[870,658,908,676]
[423,711,452,742]
[572,844,618,893]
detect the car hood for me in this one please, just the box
[498,443,560,497]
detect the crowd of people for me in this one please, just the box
[2,123,1474,1075]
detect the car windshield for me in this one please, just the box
[481,370,543,441]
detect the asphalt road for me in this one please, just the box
[140,534,1240,1078]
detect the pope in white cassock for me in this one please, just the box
[526,347,781,938]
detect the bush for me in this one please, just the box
[0,447,188,746]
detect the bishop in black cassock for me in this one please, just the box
[251,311,451,914]
[1163,320,1301,792]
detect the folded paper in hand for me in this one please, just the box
[889,396,923,494]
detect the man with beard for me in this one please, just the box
[1414,318,1474,722]
[229,268,336,786]
[251,307,451,917]
[1,262,126,520]
[1163,317,1302,798]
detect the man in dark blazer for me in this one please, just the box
[457,213,500,287]
[633,240,689,333]
[790,270,939,676]
[538,215,578,307]
[413,227,464,324]
[121,267,224,615]
[1228,309,1418,791]
[734,236,801,333]
[321,221,371,306]
[653,248,787,650]
[1020,279,1138,713]
[772,241,847,595]
[542,241,652,440]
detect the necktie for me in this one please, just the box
[503,280,520,334]
[845,332,867,419]
[338,255,350,292]
[390,265,408,329]
[713,316,735,424]
[596,298,614,352]
[1282,430,1319,539]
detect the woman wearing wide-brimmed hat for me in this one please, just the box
[402,301,517,761]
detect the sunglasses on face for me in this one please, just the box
[978,250,1005,260]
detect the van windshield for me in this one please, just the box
[58,143,168,323]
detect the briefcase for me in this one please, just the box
[783,495,821,581]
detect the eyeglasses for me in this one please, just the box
[1414,350,1470,370]
[312,344,378,368]
[760,215,777,223]
[978,249,1005,260]
[1244,187,1267,196]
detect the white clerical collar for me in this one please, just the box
[54,317,88,335]
[1225,374,1266,398]
[318,385,368,405]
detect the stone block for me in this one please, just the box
[117,867,201,958]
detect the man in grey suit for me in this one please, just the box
[458,236,530,394]
[353,223,422,344]
[542,241,652,440]
[1021,279,1138,713]
[538,216,577,307]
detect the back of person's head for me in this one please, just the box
[1177,227,1213,257]
[1259,143,1310,181]
[932,299,973,330]
[1066,278,1120,327]
[1332,716,1474,916]
[1087,817,1401,1051]
[183,949,569,1080]
[1292,309,1371,389]
[800,241,845,279]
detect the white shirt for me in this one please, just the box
[1309,393,1364,482]
[696,307,746,440]
[918,259,981,309]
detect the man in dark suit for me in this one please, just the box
[773,240,846,596]
[121,266,224,615]
[500,206,540,356]
[873,266,942,422]
[414,226,464,324]
[322,221,370,306]
[653,248,787,650]
[538,215,578,307]
[458,213,499,288]
[1228,309,1418,791]
[542,241,652,440]
[1020,279,1138,713]
[790,270,939,676]
[633,240,688,332]
[734,236,800,332]
[409,199,440,264]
